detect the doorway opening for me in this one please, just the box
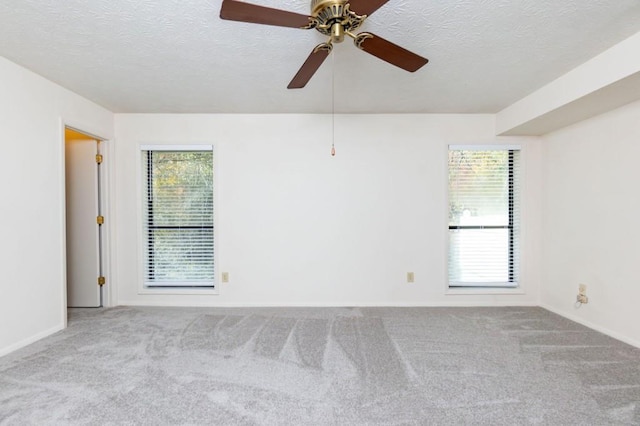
[64,127,106,308]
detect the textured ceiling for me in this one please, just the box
[1,0,639,114]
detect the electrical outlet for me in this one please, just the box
[577,284,588,304]
[221,272,229,283]
[407,272,415,283]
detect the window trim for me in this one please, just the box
[446,144,522,291]
[137,144,218,295]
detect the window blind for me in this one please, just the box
[142,149,214,287]
[448,147,520,287]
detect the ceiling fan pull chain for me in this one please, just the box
[331,47,336,158]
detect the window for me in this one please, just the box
[448,146,520,288]
[141,146,214,288]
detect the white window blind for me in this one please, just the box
[142,148,214,287]
[448,147,520,287]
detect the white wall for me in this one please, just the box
[541,99,640,347]
[114,114,542,307]
[0,57,113,356]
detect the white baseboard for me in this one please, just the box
[540,303,640,349]
[0,324,65,358]
[117,300,539,308]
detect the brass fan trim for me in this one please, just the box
[308,0,367,42]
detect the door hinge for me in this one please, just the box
[95,154,103,164]
[97,215,105,225]
[98,276,106,286]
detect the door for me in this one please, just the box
[65,135,102,307]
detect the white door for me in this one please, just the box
[65,138,101,307]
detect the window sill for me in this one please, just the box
[446,287,524,296]
[139,287,219,296]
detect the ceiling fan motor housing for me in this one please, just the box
[310,0,366,43]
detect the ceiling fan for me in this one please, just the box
[220,0,429,89]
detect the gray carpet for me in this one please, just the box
[1,307,639,425]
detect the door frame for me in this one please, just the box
[60,120,115,326]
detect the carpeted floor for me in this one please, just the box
[1,306,639,425]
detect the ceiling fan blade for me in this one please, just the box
[347,0,391,17]
[288,43,333,89]
[354,32,428,72]
[220,0,312,29]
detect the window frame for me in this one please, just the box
[137,144,218,295]
[446,144,522,291]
